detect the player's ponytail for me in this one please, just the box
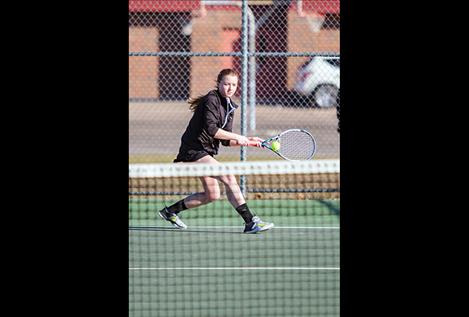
[188,95,205,112]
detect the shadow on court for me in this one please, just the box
[129,226,244,235]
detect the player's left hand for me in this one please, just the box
[248,137,264,147]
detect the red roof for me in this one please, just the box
[129,0,201,12]
[129,0,339,14]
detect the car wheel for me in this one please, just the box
[312,84,339,108]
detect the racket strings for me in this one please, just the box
[279,131,316,160]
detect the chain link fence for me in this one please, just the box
[129,0,340,163]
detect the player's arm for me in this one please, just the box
[229,136,264,147]
[202,98,262,146]
[213,129,248,145]
[214,129,262,147]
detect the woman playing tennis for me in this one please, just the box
[159,68,274,233]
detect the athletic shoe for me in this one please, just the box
[158,207,187,229]
[243,216,274,233]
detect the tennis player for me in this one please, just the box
[159,68,274,233]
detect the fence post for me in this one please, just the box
[240,0,249,196]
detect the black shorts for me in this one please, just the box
[173,149,212,163]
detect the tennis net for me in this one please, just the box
[129,159,340,317]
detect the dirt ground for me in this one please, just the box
[129,101,339,162]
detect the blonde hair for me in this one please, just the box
[188,69,239,112]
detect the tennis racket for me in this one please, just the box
[248,129,317,161]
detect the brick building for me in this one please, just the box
[129,0,339,102]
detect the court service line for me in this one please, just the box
[129,226,340,230]
[193,226,339,229]
[129,267,340,270]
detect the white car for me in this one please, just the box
[293,56,340,108]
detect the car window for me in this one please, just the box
[325,59,340,68]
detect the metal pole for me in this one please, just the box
[248,14,256,132]
[240,0,249,195]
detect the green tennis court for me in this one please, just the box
[129,199,340,316]
[129,160,340,316]
[129,199,339,227]
[129,222,339,317]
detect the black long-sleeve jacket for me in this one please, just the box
[177,89,238,157]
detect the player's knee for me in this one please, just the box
[221,175,238,187]
[205,191,220,202]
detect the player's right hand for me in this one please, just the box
[247,136,263,147]
[235,135,250,146]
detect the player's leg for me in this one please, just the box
[216,175,244,207]
[158,155,220,228]
[158,176,220,229]
[182,154,221,208]
[185,176,220,208]
[217,174,274,233]
[216,174,250,220]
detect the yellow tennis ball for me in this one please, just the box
[271,141,280,152]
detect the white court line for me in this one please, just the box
[129,267,339,270]
[193,226,339,229]
[129,226,340,229]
